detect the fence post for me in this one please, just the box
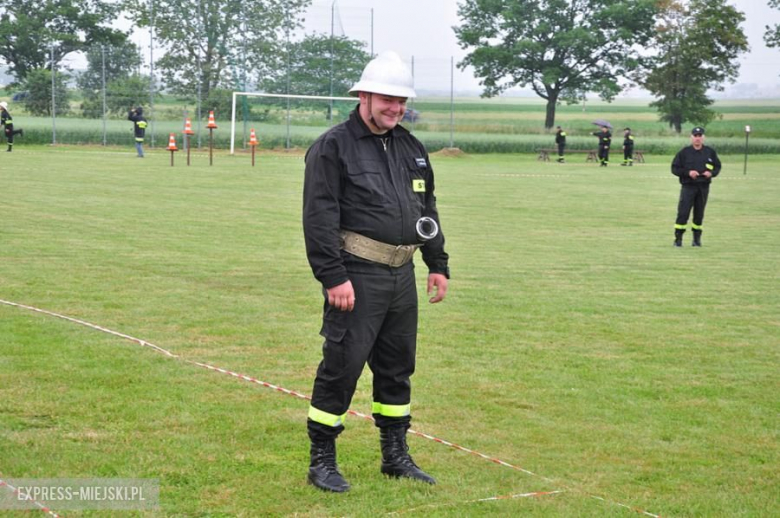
[102,45,107,146]
[449,56,454,149]
[51,44,57,145]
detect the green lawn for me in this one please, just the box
[1,147,778,516]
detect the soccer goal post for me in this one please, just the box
[230,92,354,155]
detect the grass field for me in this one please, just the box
[1,146,778,517]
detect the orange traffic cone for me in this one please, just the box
[249,128,259,146]
[207,111,218,129]
[167,133,178,151]
[183,118,194,135]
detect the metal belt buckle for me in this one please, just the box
[389,245,412,267]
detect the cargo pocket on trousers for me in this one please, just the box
[319,306,348,343]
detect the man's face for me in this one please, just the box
[359,92,407,133]
[691,133,704,148]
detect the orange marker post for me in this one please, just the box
[206,110,218,166]
[183,118,195,166]
[248,128,259,167]
[166,133,178,166]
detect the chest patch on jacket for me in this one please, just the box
[412,179,426,192]
[415,158,427,167]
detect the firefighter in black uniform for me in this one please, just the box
[128,106,147,157]
[621,127,635,166]
[0,101,24,152]
[555,125,566,163]
[671,127,722,247]
[593,125,611,166]
[302,51,450,493]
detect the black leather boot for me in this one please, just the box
[674,229,685,247]
[380,426,436,484]
[308,438,350,492]
[692,230,702,247]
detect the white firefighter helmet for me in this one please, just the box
[349,51,416,99]
[0,101,7,110]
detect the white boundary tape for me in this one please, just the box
[0,298,661,517]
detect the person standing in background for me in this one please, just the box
[128,106,147,158]
[555,125,566,163]
[0,101,24,152]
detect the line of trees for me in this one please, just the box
[456,0,754,133]
[0,1,773,131]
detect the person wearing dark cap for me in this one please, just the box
[555,125,566,163]
[621,127,634,166]
[671,127,721,247]
[128,106,147,158]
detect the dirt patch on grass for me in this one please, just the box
[432,147,468,158]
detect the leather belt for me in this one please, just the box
[340,230,420,268]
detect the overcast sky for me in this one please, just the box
[303,0,780,95]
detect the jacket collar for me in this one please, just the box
[347,105,408,141]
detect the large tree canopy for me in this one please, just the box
[259,34,369,98]
[123,0,310,103]
[455,0,658,128]
[642,0,748,133]
[0,0,127,82]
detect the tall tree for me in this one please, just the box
[766,0,780,48]
[259,33,370,115]
[123,0,310,103]
[455,0,658,128]
[0,0,127,82]
[76,42,148,117]
[642,0,748,133]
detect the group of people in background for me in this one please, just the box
[554,123,720,247]
[554,125,635,166]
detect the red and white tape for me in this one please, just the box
[0,299,661,517]
[0,475,62,518]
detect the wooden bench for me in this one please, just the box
[537,148,598,162]
[537,148,646,163]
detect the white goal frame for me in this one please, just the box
[230,92,354,154]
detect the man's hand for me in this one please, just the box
[326,280,355,312]
[702,171,712,178]
[427,273,448,304]
[689,170,700,179]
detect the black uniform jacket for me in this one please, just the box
[623,134,634,148]
[555,130,566,145]
[594,130,611,148]
[128,110,147,140]
[303,107,449,289]
[671,145,721,185]
[1,109,13,131]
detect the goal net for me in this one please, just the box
[230,92,356,154]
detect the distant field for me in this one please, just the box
[1,148,778,516]
[7,96,780,154]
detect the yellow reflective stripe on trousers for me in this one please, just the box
[691,223,703,230]
[372,402,411,417]
[674,224,687,230]
[308,405,346,427]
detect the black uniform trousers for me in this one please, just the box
[676,183,710,227]
[309,262,418,441]
[598,145,609,164]
[4,126,21,145]
[557,143,565,158]
[623,146,633,163]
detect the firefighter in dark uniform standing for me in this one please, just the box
[593,125,611,166]
[1,101,24,152]
[128,106,147,157]
[621,127,635,166]
[671,127,721,247]
[302,51,450,493]
[555,125,566,163]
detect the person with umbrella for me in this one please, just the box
[592,120,612,167]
